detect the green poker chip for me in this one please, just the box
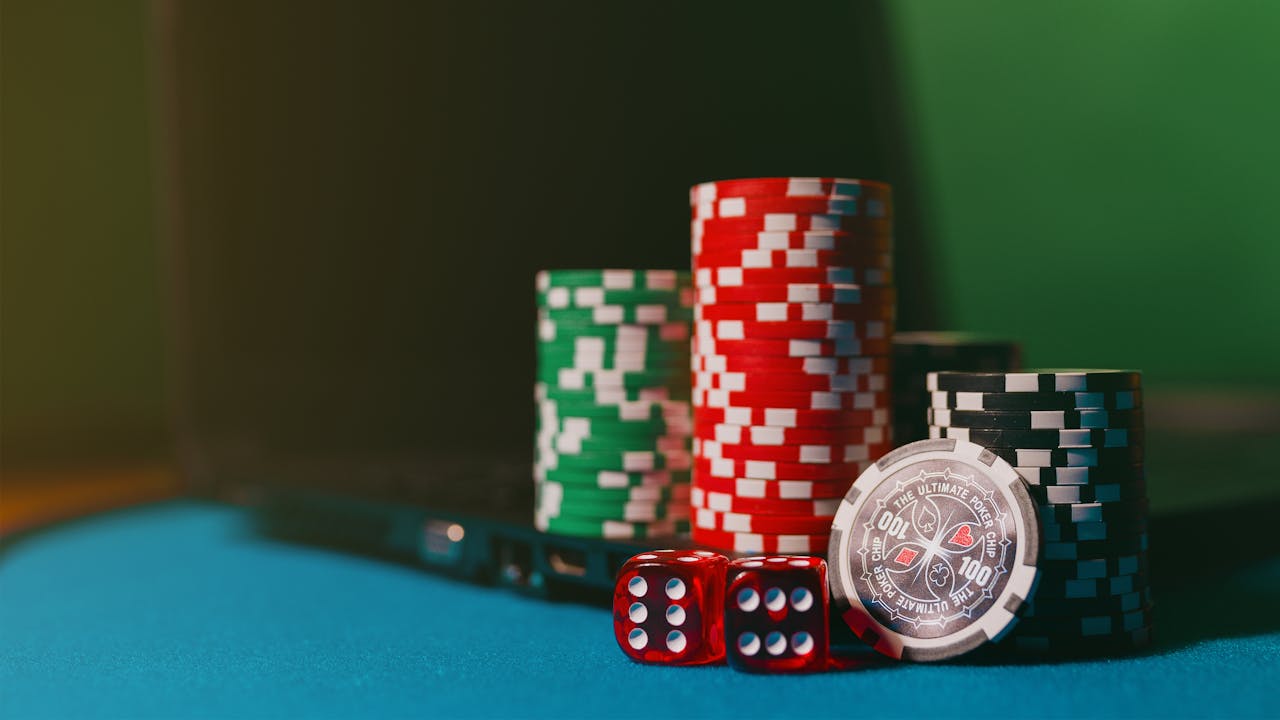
[536,414,691,437]
[539,306,693,326]
[538,286,694,310]
[534,368,689,390]
[536,479,691,504]
[536,432,691,455]
[536,269,691,290]
[536,447,691,473]
[533,513,691,539]
[534,465,692,488]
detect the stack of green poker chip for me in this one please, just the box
[534,269,694,539]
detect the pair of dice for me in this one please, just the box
[612,550,828,672]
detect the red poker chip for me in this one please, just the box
[694,506,835,535]
[692,195,863,220]
[695,437,891,465]
[692,474,849,500]
[692,353,892,376]
[694,405,890,429]
[695,230,891,254]
[691,485,842,516]
[689,177,892,204]
[694,387,891,411]
[695,301,895,324]
[695,265,894,289]
[694,455,872,482]
[693,215,892,237]
[693,369,889,393]
[690,526,831,554]
[696,319,891,342]
[694,421,889,447]
[693,247,893,272]
[696,283,895,307]
[693,336,893,358]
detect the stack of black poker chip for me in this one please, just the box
[926,369,1152,656]
[891,332,1021,445]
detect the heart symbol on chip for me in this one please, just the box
[947,525,975,548]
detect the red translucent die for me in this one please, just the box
[613,549,728,665]
[725,555,829,673]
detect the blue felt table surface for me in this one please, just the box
[1,500,1277,719]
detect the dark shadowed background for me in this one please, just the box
[4,0,1278,509]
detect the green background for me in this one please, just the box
[3,0,1278,465]
[890,0,1280,386]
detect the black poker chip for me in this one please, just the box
[983,445,1145,468]
[1037,553,1149,580]
[927,407,1144,430]
[1013,605,1155,637]
[1032,574,1150,603]
[1004,625,1154,657]
[1041,519,1148,543]
[1039,499,1149,525]
[927,370,1142,394]
[1026,480,1148,505]
[1044,533,1149,561]
[933,425,1144,449]
[1022,587,1153,618]
[1015,464,1146,487]
[930,389,1142,412]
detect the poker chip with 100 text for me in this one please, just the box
[930,389,1141,411]
[930,426,1144,449]
[827,438,1041,661]
[689,176,891,203]
[927,370,1142,394]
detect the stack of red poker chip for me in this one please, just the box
[689,177,896,554]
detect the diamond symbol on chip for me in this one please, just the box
[893,547,919,566]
